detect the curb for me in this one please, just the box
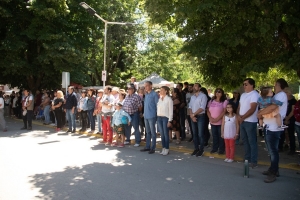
[16,119,300,171]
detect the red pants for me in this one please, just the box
[102,116,112,143]
[225,139,235,160]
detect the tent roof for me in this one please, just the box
[138,73,173,87]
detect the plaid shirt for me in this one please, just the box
[122,93,142,115]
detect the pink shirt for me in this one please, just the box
[208,100,228,125]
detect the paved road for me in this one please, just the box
[0,119,300,200]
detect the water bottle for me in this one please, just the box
[244,160,249,178]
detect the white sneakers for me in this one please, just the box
[163,149,169,155]
[160,148,169,155]
[224,158,234,163]
[133,144,140,147]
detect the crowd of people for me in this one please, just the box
[0,77,300,183]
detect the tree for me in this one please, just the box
[0,0,139,91]
[144,0,300,88]
[129,15,203,85]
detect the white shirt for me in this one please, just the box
[263,91,288,131]
[273,91,287,119]
[239,90,259,122]
[12,97,18,108]
[101,94,115,113]
[157,95,173,121]
[0,98,4,109]
[23,95,33,107]
[189,92,207,114]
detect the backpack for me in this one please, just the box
[120,110,129,124]
[294,100,300,122]
[121,115,128,124]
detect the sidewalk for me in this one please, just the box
[9,117,300,171]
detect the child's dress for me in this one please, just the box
[224,115,237,160]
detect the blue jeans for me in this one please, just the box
[240,121,258,164]
[66,109,76,130]
[264,129,282,173]
[144,117,157,150]
[96,114,102,132]
[295,124,300,149]
[211,124,225,153]
[87,109,95,130]
[157,116,169,149]
[191,114,206,151]
[43,105,51,124]
[125,111,140,144]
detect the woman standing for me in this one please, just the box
[207,88,228,154]
[284,88,296,155]
[229,90,241,143]
[41,92,51,125]
[94,89,104,134]
[200,87,212,146]
[12,93,19,118]
[78,90,88,132]
[17,91,23,119]
[118,91,126,104]
[169,88,182,144]
[52,90,64,132]
[87,89,96,133]
[157,86,173,155]
[229,90,240,111]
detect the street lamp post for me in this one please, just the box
[79,2,136,87]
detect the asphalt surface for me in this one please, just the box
[0,118,300,200]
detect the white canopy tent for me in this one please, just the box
[138,73,174,88]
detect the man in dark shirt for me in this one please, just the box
[64,86,77,133]
[177,83,187,140]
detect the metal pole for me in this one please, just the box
[103,22,107,87]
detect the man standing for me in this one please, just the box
[186,84,194,141]
[189,83,208,157]
[259,78,288,183]
[99,86,115,146]
[65,86,77,133]
[183,82,189,93]
[237,78,259,168]
[0,91,7,132]
[111,87,120,104]
[177,83,187,140]
[21,89,34,130]
[140,81,159,154]
[94,89,104,134]
[123,84,143,146]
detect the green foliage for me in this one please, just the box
[0,0,138,91]
[144,0,300,88]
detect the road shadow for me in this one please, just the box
[28,148,135,200]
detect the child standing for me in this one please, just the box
[257,87,287,130]
[111,103,131,148]
[221,103,239,163]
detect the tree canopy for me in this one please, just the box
[0,0,138,91]
[144,0,300,88]
[0,0,299,92]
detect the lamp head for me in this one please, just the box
[79,2,96,16]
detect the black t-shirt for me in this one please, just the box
[287,97,297,120]
[54,98,64,110]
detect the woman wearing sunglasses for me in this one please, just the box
[207,88,228,154]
